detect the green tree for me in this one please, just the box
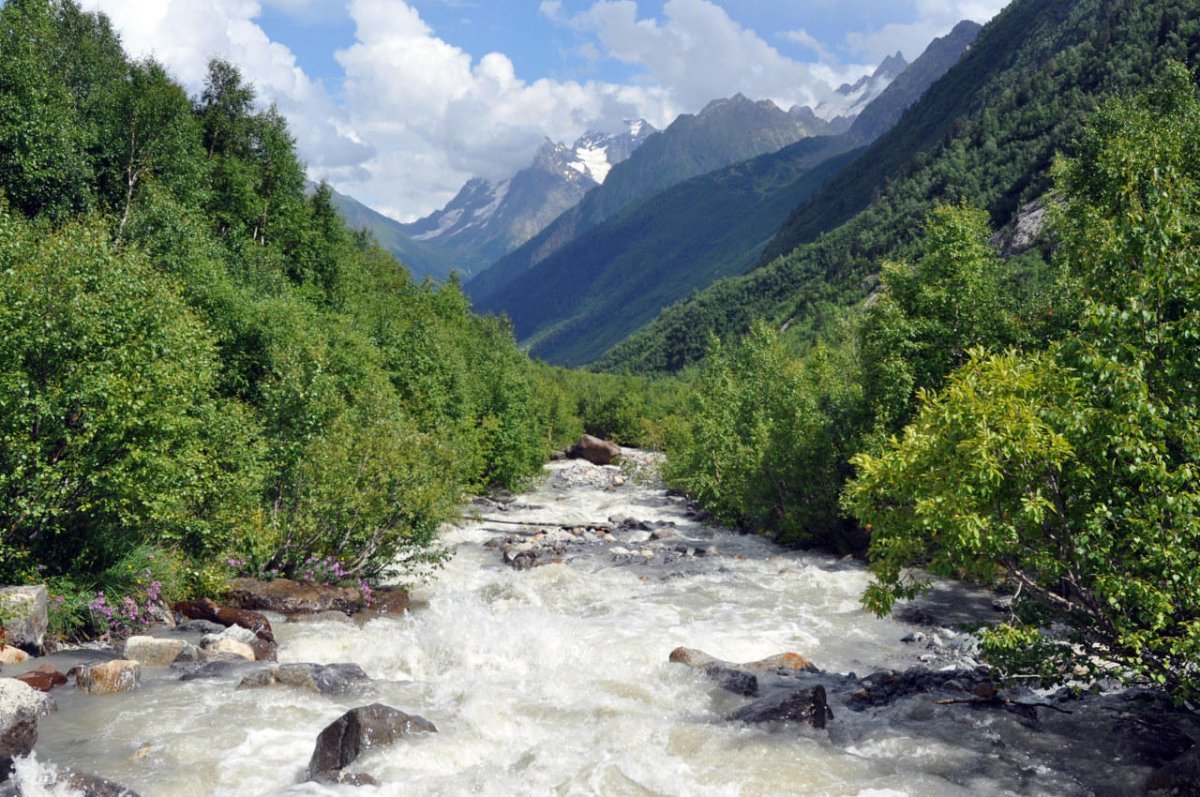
[0,0,91,218]
[844,66,1200,701]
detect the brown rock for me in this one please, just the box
[13,664,67,693]
[361,586,409,617]
[171,598,274,643]
[565,434,621,466]
[743,652,816,672]
[227,578,363,616]
[307,703,436,781]
[75,660,141,695]
[668,647,758,696]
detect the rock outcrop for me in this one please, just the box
[172,598,274,643]
[307,704,437,784]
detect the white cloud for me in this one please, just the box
[846,0,1008,62]
[561,0,860,112]
[76,0,939,222]
[331,0,674,219]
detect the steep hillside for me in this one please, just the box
[473,22,978,365]
[326,187,459,280]
[598,0,1200,374]
[466,93,837,303]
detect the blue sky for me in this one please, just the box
[80,0,1008,221]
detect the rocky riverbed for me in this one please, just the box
[2,450,1198,795]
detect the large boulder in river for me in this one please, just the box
[0,585,48,654]
[74,660,141,695]
[123,636,190,667]
[729,685,834,729]
[227,578,364,616]
[0,678,50,776]
[307,703,436,783]
[238,663,368,696]
[565,434,621,466]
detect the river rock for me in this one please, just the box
[226,578,364,616]
[0,586,48,654]
[359,586,408,617]
[75,660,141,695]
[172,598,274,643]
[742,652,817,673]
[0,767,142,796]
[729,685,834,729]
[306,703,437,782]
[565,434,621,466]
[200,626,259,662]
[1146,745,1200,795]
[0,679,49,777]
[123,636,190,666]
[238,663,368,695]
[0,647,28,666]
[669,647,759,696]
[12,663,67,693]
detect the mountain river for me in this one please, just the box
[10,452,1193,796]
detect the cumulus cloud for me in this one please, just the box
[845,0,1009,62]
[559,0,866,113]
[78,0,983,222]
[331,0,673,220]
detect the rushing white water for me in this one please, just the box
[15,456,1176,796]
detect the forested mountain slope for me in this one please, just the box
[473,20,979,365]
[598,0,1200,374]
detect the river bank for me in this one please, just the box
[5,451,1198,795]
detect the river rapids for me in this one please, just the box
[10,452,1195,796]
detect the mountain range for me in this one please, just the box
[598,0,1199,374]
[467,20,981,365]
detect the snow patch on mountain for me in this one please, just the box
[812,51,908,122]
[570,144,611,183]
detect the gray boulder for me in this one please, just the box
[0,586,48,654]
[0,678,50,778]
[307,703,436,782]
[238,663,369,696]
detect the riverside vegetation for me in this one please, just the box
[664,68,1200,703]
[0,0,679,641]
[1,0,1199,717]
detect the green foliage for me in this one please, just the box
[0,1,570,603]
[844,66,1200,701]
[664,322,862,548]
